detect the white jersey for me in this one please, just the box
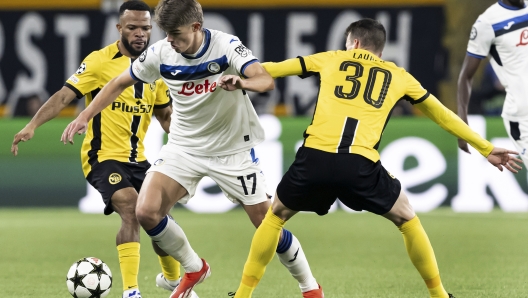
[130,28,265,155]
[467,1,528,121]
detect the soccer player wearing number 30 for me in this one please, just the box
[232,19,522,298]
[61,0,321,298]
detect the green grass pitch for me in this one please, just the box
[1,208,528,297]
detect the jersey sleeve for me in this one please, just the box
[130,42,162,84]
[64,51,101,99]
[224,36,259,78]
[262,58,304,78]
[298,52,331,78]
[415,94,494,157]
[467,17,494,59]
[154,79,172,109]
[401,71,431,105]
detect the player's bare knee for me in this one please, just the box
[135,206,161,229]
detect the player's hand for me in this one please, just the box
[218,75,244,91]
[458,138,470,154]
[11,126,35,156]
[487,147,522,173]
[61,116,88,145]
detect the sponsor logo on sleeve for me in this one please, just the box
[68,75,79,84]
[470,27,477,40]
[234,44,250,57]
[75,62,86,74]
[139,50,147,62]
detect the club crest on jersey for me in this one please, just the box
[234,44,250,57]
[470,27,477,40]
[139,50,147,62]
[149,83,156,91]
[109,173,122,184]
[75,62,86,74]
[207,62,221,74]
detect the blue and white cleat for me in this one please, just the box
[156,273,199,298]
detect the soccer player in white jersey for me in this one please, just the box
[61,0,322,298]
[458,0,528,162]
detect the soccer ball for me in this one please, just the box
[66,257,112,298]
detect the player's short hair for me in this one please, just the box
[155,0,204,34]
[119,0,151,16]
[345,19,386,53]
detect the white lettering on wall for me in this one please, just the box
[55,15,89,79]
[326,10,362,51]
[286,13,319,114]
[377,11,412,70]
[381,137,448,212]
[452,115,528,212]
[203,13,235,35]
[248,13,264,60]
[7,13,48,115]
[101,15,119,48]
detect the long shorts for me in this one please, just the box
[277,147,401,216]
[147,143,268,205]
[503,118,528,165]
[86,160,150,215]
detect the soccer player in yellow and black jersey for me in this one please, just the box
[231,19,523,298]
[11,1,188,298]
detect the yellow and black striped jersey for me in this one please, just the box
[263,48,493,162]
[65,41,171,177]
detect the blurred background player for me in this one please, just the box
[10,1,192,297]
[231,18,522,298]
[458,0,528,163]
[61,0,321,297]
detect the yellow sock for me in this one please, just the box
[117,242,140,291]
[158,255,181,281]
[234,208,285,298]
[398,216,448,298]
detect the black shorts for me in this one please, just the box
[277,147,401,216]
[86,160,150,215]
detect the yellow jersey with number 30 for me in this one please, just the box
[64,41,171,177]
[263,48,493,162]
[294,49,429,162]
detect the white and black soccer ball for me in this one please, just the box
[66,257,112,298]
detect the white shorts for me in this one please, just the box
[147,143,269,205]
[503,118,528,165]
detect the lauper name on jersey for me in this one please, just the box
[111,102,153,114]
[177,79,217,96]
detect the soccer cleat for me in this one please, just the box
[170,258,211,298]
[302,284,324,298]
[156,273,199,297]
[122,289,142,298]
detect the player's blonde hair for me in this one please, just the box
[154,0,203,33]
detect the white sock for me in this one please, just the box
[147,216,203,273]
[276,230,319,292]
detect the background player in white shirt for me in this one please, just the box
[458,0,528,163]
[61,1,322,298]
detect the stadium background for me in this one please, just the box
[1,0,524,212]
[3,1,528,298]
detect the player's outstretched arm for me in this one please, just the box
[487,147,522,173]
[61,69,137,144]
[11,87,77,156]
[457,55,482,153]
[218,62,274,92]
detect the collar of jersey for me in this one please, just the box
[181,28,211,60]
[498,0,526,10]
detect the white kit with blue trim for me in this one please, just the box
[467,1,528,120]
[131,28,264,155]
[467,1,528,121]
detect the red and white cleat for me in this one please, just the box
[302,284,324,298]
[170,259,211,298]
